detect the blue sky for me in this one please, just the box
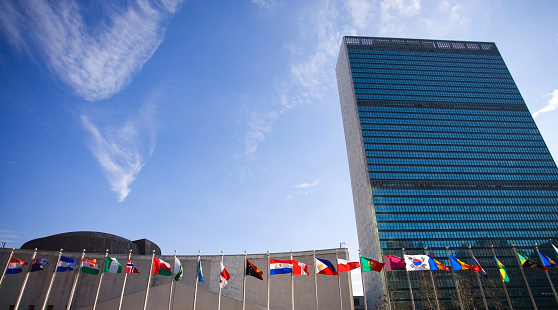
[1,0,557,295]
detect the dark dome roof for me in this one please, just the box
[21,231,161,255]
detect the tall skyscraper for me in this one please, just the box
[336,36,558,309]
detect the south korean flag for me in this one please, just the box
[404,255,430,271]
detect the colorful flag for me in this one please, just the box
[428,256,449,271]
[337,258,360,272]
[404,255,430,271]
[173,256,183,281]
[539,252,557,268]
[197,260,204,283]
[219,261,231,288]
[315,258,339,276]
[31,258,48,272]
[270,259,293,275]
[450,255,478,271]
[517,252,538,268]
[6,258,27,274]
[361,256,384,272]
[57,256,77,272]
[80,258,99,275]
[152,257,172,276]
[472,256,488,279]
[105,256,122,273]
[293,260,309,276]
[246,259,263,280]
[383,255,405,271]
[126,259,140,274]
[494,256,509,282]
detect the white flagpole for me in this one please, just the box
[192,251,200,310]
[358,249,368,310]
[401,248,415,310]
[379,249,390,310]
[446,247,464,310]
[242,251,247,310]
[536,242,558,304]
[267,251,271,310]
[0,248,15,288]
[41,249,63,310]
[423,247,440,310]
[491,245,513,310]
[14,248,37,310]
[313,250,319,310]
[336,249,343,310]
[92,249,109,310]
[67,249,86,310]
[118,250,133,310]
[291,250,294,310]
[468,246,488,310]
[511,244,537,310]
[143,250,156,310]
[168,250,176,310]
[218,251,224,310]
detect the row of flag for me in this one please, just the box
[6,256,139,275]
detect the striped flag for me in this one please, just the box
[126,259,140,274]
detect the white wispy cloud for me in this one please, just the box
[345,0,376,29]
[0,0,182,101]
[251,0,279,9]
[81,102,157,202]
[294,180,320,188]
[379,0,421,35]
[533,89,558,118]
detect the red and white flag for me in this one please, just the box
[337,258,360,272]
[152,257,172,276]
[126,259,140,274]
[292,260,309,276]
[219,261,231,288]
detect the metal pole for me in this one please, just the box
[491,245,513,310]
[118,250,132,310]
[41,249,63,310]
[243,251,248,310]
[379,249,391,310]
[511,244,537,309]
[336,250,343,310]
[218,251,223,310]
[192,251,200,310]
[313,250,319,310]
[535,243,558,305]
[267,251,270,310]
[424,247,440,310]
[468,246,488,310]
[290,250,294,310]
[359,250,368,310]
[168,250,176,310]
[67,249,86,309]
[446,247,464,310]
[402,248,416,310]
[15,249,37,310]
[144,250,155,310]
[0,248,15,288]
[92,249,109,310]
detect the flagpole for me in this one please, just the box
[401,248,415,310]
[359,250,368,310]
[491,245,513,310]
[536,242,558,304]
[243,251,247,310]
[118,249,132,310]
[14,248,37,310]
[379,249,390,310]
[192,251,200,310]
[313,251,320,309]
[446,247,464,310]
[67,249,86,310]
[144,250,156,310]
[92,249,109,310]
[0,248,14,288]
[41,249,63,310]
[218,251,223,310]
[511,244,537,309]
[168,250,176,310]
[267,251,271,310]
[468,246,488,310]
[336,249,343,310]
[423,247,440,310]
[291,250,294,310]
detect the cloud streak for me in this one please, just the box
[533,89,558,118]
[0,0,182,101]
[81,102,156,202]
[294,180,320,188]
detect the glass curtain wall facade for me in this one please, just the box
[336,36,558,310]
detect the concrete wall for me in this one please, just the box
[0,248,353,310]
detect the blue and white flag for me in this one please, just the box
[269,259,293,275]
[404,255,430,271]
[57,256,77,272]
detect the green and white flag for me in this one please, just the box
[105,256,123,273]
[173,256,183,281]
